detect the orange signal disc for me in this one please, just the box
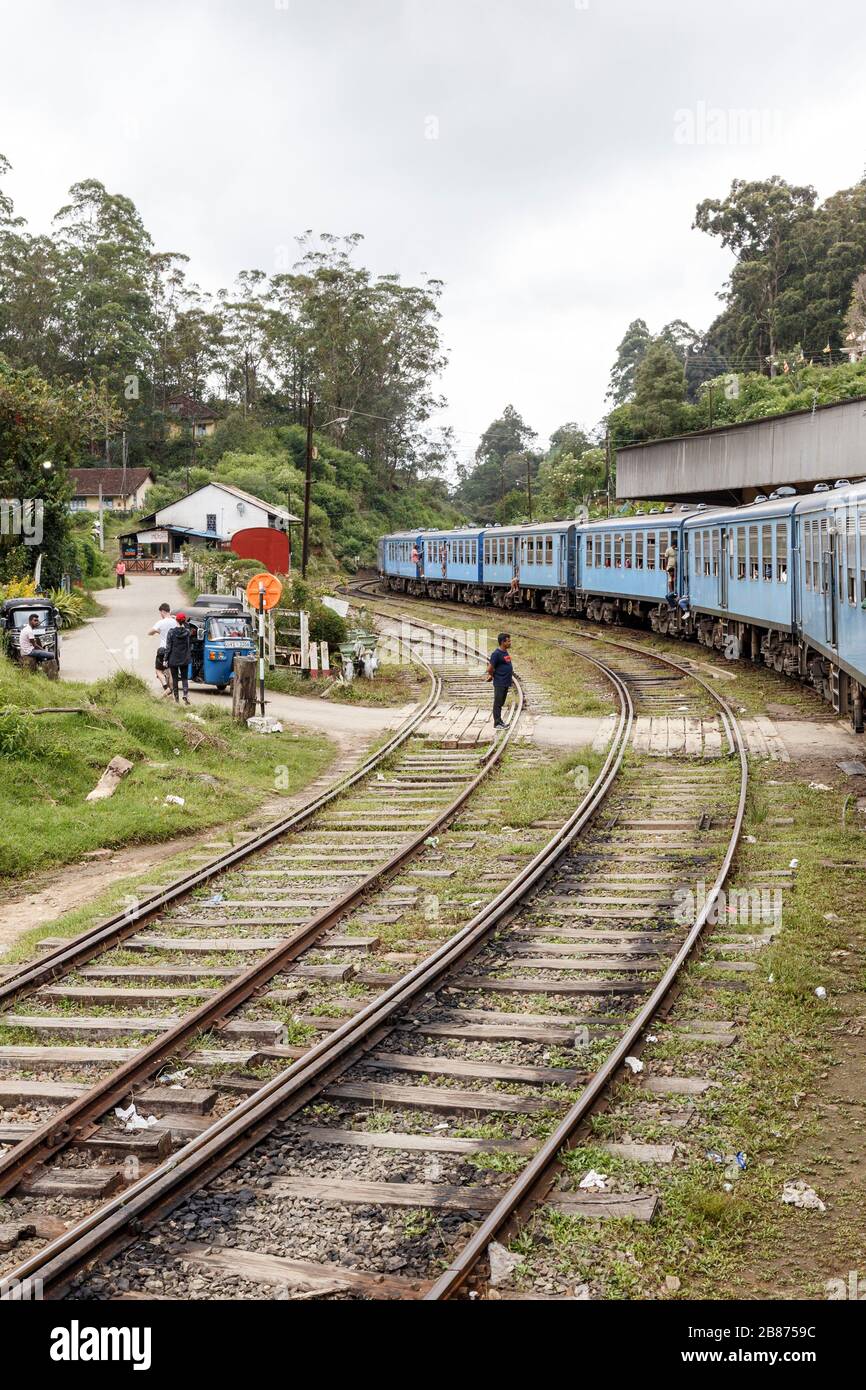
[245,572,283,611]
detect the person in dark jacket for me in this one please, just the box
[486,631,514,729]
[164,612,192,704]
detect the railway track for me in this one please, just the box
[0,622,547,1282]
[0,595,747,1301]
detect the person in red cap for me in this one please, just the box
[164,612,193,704]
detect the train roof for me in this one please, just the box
[480,519,576,536]
[682,495,799,527]
[580,509,721,532]
[792,477,866,514]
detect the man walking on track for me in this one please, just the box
[164,612,193,704]
[115,558,127,589]
[486,631,514,729]
[148,602,177,696]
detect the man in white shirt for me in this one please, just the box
[148,603,177,695]
[19,614,53,665]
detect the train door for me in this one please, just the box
[718,528,728,608]
[824,524,839,648]
[558,532,567,586]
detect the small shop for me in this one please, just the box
[118,523,225,573]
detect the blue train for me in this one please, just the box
[378,479,866,730]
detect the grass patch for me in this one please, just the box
[0,658,334,883]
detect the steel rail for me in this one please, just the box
[424,638,749,1300]
[3,635,631,1299]
[0,652,442,1008]
[0,633,523,1194]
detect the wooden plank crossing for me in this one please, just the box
[362,1051,580,1086]
[179,1244,429,1299]
[452,974,647,995]
[545,1190,659,1221]
[324,1079,547,1114]
[266,1176,502,1212]
[298,1126,536,1155]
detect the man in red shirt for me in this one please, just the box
[115,559,127,589]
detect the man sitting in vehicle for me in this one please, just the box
[19,613,53,666]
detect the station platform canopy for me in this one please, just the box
[615,396,866,506]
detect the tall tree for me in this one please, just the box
[695,176,818,372]
[844,270,866,357]
[456,404,537,515]
[607,319,651,403]
[628,340,688,440]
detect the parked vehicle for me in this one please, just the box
[184,602,256,692]
[1,597,62,674]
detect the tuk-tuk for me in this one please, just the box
[1,597,61,676]
[185,602,256,692]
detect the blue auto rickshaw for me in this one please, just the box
[186,601,256,692]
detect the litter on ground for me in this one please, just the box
[781,1179,826,1212]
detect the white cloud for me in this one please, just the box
[1,0,864,466]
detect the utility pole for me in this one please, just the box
[302,388,314,578]
[526,456,533,522]
[604,431,612,518]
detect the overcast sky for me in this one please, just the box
[1,0,865,472]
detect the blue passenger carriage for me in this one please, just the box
[481,521,576,611]
[795,481,866,719]
[683,497,797,663]
[380,530,423,591]
[577,513,690,632]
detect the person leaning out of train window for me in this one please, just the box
[664,538,678,591]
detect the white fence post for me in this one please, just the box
[320,641,330,677]
[300,610,310,672]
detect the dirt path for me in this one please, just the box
[60,576,414,744]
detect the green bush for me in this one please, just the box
[91,669,151,703]
[308,601,347,647]
[0,710,33,758]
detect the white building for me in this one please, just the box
[153,482,296,540]
[118,482,299,572]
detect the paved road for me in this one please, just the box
[60,575,413,742]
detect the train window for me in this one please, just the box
[594,535,602,566]
[545,534,553,565]
[659,530,669,559]
[635,531,644,569]
[624,533,633,568]
[646,532,656,570]
[585,534,593,567]
[694,531,702,572]
[821,519,830,593]
[711,530,719,577]
[776,522,788,583]
[507,538,514,565]
[484,538,489,565]
[736,528,746,580]
[614,533,622,567]
[748,525,759,580]
[762,524,773,581]
[525,538,534,566]
[603,533,612,568]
